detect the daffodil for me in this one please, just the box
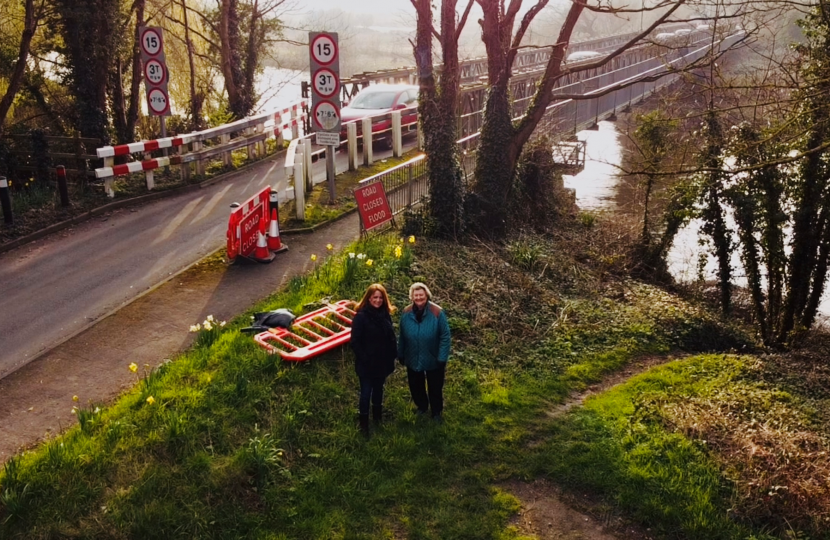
[349,252,355,259]
[206,315,215,322]
[408,235,416,244]
[71,406,78,414]
[394,246,402,258]
[326,243,333,250]
[357,253,366,260]
[366,259,374,266]
[219,321,227,327]
[72,395,79,402]
[128,362,138,373]
[146,396,155,405]
[189,324,200,332]
[311,254,317,261]
[203,321,213,331]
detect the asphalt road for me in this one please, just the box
[0,141,411,379]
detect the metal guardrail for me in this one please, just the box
[357,154,428,219]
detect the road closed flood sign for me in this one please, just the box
[354,181,393,232]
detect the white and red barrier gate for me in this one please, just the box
[254,300,356,361]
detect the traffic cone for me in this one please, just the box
[252,222,275,263]
[267,207,287,253]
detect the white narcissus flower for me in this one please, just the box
[349,252,355,259]
[203,321,213,331]
[220,321,227,327]
[206,315,215,322]
[189,325,200,332]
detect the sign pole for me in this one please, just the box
[326,146,336,203]
[309,31,341,205]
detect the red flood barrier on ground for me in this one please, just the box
[254,300,356,361]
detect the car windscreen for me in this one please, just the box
[349,91,397,109]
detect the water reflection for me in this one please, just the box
[563,121,623,211]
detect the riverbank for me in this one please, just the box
[3,215,827,539]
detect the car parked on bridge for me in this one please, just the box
[565,50,603,63]
[339,83,419,148]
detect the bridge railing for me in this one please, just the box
[93,101,307,197]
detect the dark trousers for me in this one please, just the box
[407,364,446,417]
[358,375,387,416]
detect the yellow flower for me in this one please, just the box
[366,259,374,267]
[146,396,155,405]
[72,395,79,402]
[128,362,138,373]
[310,254,317,261]
[394,246,402,258]
[408,235,416,244]
[326,243,333,251]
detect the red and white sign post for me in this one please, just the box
[139,26,172,154]
[309,32,341,203]
[354,181,393,234]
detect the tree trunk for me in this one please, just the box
[412,0,466,237]
[126,0,145,140]
[181,0,202,130]
[0,0,38,131]
[219,0,242,117]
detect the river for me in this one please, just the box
[563,120,830,323]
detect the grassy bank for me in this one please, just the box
[2,218,828,539]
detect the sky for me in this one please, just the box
[300,0,416,15]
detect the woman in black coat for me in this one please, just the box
[350,283,397,436]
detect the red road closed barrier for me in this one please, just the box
[254,300,356,361]
[354,180,393,232]
[227,186,271,261]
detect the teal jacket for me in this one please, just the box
[398,302,451,372]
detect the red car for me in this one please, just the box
[339,84,419,148]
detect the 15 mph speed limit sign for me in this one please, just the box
[309,32,340,137]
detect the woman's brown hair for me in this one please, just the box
[355,283,396,313]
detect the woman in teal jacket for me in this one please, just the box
[398,282,451,420]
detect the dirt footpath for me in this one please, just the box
[0,213,361,462]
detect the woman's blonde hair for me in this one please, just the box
[408,282,432,301]
[356,283,396,313]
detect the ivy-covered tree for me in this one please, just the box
[53,0,125,142]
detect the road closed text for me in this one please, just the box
[354,182,393,232]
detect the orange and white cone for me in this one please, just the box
[267,207,286,252]
[253,222,274,262]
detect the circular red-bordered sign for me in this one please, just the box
[312,68,339,98]
[140,27,164,57]
[310,34,338,66]
[147,87,170,115]
[312,100,340,130]
[144,58,167,86]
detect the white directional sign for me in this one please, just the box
[140,27,163,57]
[147,88,170,115]
[144,59,166,85]
[310,34,338,66]
[309,32,341,137]
[313,68,338,98]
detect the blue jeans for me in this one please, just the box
[358,375,387,415]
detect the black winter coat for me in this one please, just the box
[350,306,397,378]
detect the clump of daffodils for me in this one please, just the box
[190,315,227,347]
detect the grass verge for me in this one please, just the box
[2,219,824,539]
